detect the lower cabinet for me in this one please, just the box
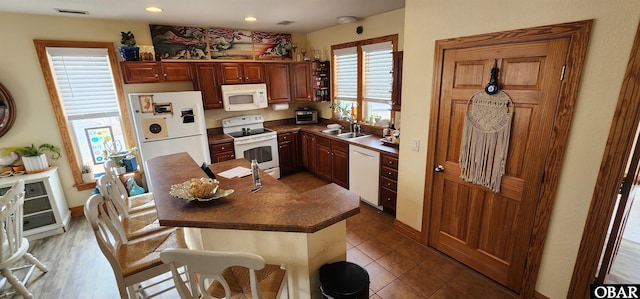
[210,141,235,163]
[315,135,349,188]
[301,131,317,174]
[0,166,70,240]
[379,154,399,213]
[278,131,301,176]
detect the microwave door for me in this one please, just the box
[228,93,254,105]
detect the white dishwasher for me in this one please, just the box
[349,144,381,209]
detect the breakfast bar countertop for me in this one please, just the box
[146,152,360,233]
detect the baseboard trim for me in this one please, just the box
[393,219,422,242]
[533,291,550,299]
[70,205,84,217]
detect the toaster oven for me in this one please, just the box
[295,110,318,124]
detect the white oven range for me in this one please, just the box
[221,115,280,179]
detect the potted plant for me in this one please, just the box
[118,31,139,61]
[81,163,94,182]
[3,143,62,172]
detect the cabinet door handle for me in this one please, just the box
[435,165,445,172]
[221,147,225,150]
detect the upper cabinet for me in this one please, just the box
[391,51,403,111]
[192,63,223,109]
[312,61,330,102]
[290,62,313,102]
[264,63,291,104]
[120,62,193,84]
[219,62,264,84]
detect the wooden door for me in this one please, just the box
[243,63,265,83]
[219,63,244,84]
[315,136,332,182]
[429,39,569,292]
[193,63,222,109]
[291,62,313,102]
[265,63,291,103]
[331,140,349,188]
[160,62,192,81]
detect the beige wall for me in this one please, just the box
[400,0,639,298]
[0,12,308,208]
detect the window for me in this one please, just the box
[332,35,397,125]
[34,40,134,190]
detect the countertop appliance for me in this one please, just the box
[295,110,318,124]
[222,114,280,179]
[128,91,211,191]
[220,83,268,112]
[349,144,381,208]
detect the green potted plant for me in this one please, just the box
[118,31,139,61]
[3,143,62,172]
[81,163,94,182]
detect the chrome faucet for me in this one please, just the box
[352,121,361,134]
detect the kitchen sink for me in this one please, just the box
[321,129,343,135]
[337,132,370,139]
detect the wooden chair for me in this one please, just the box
[0,180,48,299]
[85,194,187,298]
[160,248,288,299]
[104,159,155,215]
[96,175,173,243]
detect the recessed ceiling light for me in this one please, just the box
[244,16,257,22]
[145,7,163,13]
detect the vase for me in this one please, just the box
[82,172,94,182]
[22,154,49,172]
[118,46,140,61]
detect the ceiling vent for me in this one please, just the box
[277,20,294,26]
[55,8,89,15]
[337,16,357,24]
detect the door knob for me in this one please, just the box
[434,165,445,172]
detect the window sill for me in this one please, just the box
[75,181,96,191]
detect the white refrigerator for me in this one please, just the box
[127,91,211,192]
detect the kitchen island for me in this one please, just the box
[146,152,360,299]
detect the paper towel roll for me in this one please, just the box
[272,103,290,111]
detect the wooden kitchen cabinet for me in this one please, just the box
[278,131,301,176]
[219,62,264,84]
[301,131,317,174]
[120,61,193,83]
[265,63,291,103]
[391,51,403,111]
[193,63,223,109]
[315,135,349,188]
[290,62,313,102]
[379,153,399,213]
[210,142,235,163]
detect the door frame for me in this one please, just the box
[569,21,640,298]
[423,20,592,298]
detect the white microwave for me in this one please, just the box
[220,83,268,111]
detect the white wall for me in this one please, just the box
[400,0,639,297]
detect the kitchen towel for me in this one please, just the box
[272,103,289,111]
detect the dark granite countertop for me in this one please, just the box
[146,152,360,233]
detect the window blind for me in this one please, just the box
[362,41,393,103]
[334,47,358,102]
[47,47,120,120]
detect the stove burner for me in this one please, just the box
[227,128,271,138]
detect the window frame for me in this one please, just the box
[34,40,135,191]
[331,34,398,124]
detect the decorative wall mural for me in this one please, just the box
[253,32,293,60]
[208,28,253,60]
[150,25,209,60]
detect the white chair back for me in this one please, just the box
[161,248,286,299]
[0,180,26,262]
[95,175,131,243]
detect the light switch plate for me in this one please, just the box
[412,138,420,151]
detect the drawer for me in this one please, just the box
[23,211,56,231]
[211,142,233,153]
[381,166,398,180]
[332,140,349,153]
[24,196,52,215]
[277,133,292,142]
[379,186,397,211]
[380,176,397,191]
[381,155,399,170]
[26,182,47,198]
[315,135,331,147]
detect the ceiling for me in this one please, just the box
[0,0,405,33]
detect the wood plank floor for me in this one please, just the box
[2,171,517,298]
[606,199,640,284]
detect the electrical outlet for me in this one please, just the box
[412,138,420,151]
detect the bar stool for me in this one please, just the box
[0,180,48,299]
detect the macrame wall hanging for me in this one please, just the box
[459,60,514,192]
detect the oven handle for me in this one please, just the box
[234,134,277,145]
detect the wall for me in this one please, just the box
[0,12,307,209]
[400,0,639,298]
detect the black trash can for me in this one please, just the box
[319,261,369,299]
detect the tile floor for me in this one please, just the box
[281,171,518,299]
